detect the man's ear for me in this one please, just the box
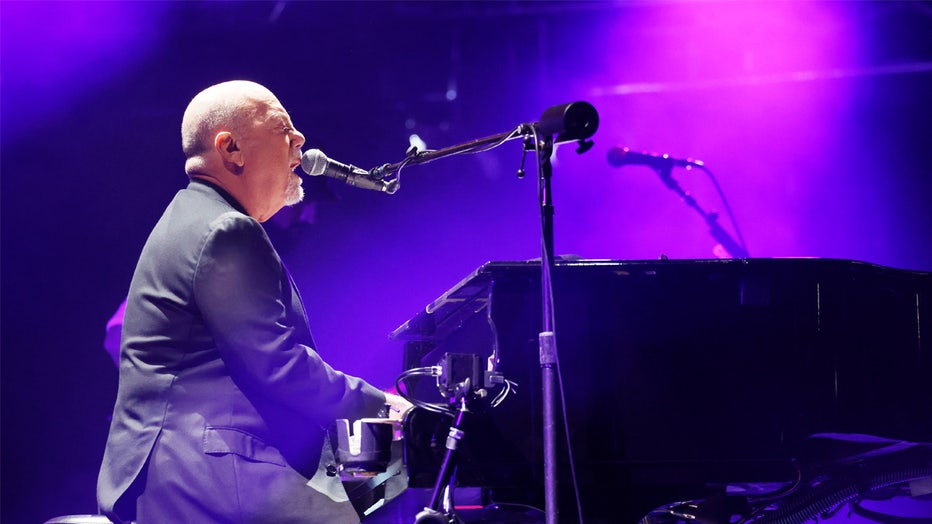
[216,131,244,172]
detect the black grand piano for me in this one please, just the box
[382,258,931,523]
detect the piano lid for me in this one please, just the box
[391,257,930,343]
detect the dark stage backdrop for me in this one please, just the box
[2,2,931,522]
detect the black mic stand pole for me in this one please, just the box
[531,101,597,524]
[535,133,560,524]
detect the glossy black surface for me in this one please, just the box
[395,258,931,522]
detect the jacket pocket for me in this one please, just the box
[202,426,287,467]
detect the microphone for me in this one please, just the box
[537,101,599,143]
[607,147,703,170]
[300,149,396,193]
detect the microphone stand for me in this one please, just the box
[375,102,598,524]
[654,164,749,259]
[535,135,560,524]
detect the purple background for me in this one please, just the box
[2,2,931,521]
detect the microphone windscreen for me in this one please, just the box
[300,149,328,176]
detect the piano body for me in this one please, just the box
[390,258,932,523]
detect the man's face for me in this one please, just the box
[243,98,306,214]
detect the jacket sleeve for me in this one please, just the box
[192,212,385,425]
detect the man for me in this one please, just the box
[98,80,407,523]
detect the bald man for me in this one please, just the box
[98,81,405,523]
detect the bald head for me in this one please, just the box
[181,80,279,175]
[177,80,307,222]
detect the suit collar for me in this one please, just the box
[188,177,248,215]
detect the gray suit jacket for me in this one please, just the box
[98,179,385,523]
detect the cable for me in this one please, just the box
[489,379,517,408]
[698,165,749,256]
[395,359,517,416]
[394,366,455,417]
[382,151,421,194]
[459,125,525,155]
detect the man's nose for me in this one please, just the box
[293,130,306,150]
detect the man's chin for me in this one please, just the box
[284,189,304,207]
[284,177,304,206]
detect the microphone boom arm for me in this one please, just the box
[369,124,533,180]
[369,101,597,196]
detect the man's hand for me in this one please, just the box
[383,392,413,422]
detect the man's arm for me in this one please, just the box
[193,212,385,424]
